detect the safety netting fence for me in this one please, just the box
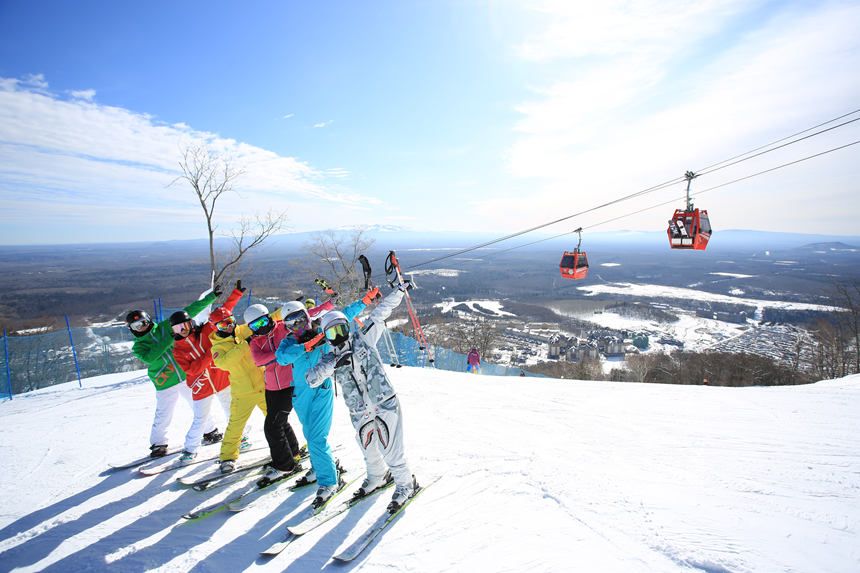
[1,295,534,399]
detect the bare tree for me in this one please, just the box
[303,229,375,302]
[808,281,859,379]
[173,143,289,287]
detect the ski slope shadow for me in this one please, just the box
[282,491,395,571]
[0,470,133,566]
[184,484,319,572]
[0,469,189,571]
[36,468,247,572]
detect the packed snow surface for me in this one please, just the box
[1,369,859,572]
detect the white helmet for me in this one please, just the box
[320,310,350,347]
[280,300,311,334]
[320,310,347,332]
[243,303,269,324]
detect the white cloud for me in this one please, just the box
[496,1,860,235]
[283,113,294,119]
[68,89,96,101]
[0,78,381,242]
[313,120,333,128]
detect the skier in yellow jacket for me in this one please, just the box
[208,281,268,474]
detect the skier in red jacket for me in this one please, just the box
[172,283,246,463]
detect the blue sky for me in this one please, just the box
[1,0,858,245]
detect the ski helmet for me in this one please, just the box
[303,298,316,309]
[125,309,153,337]
[169,310,194,340]
[244,303,274,336]
[209,305,233,324]
[280,300,311,335]
[320,310,350,347]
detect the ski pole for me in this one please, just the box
[358,254,401,367]
[385,251,434,365]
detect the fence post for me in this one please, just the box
[3,330,11,400]
[247,288,252,311]
[65,315,83,389]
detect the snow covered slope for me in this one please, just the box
[0,368,858,572]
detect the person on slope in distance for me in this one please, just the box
[171,283,244,463]
[125,289,218,459]
[208,280,269,474]
[246,302,305,485]
[466,348,481,374]
[306,280,420,513]
[274,291,378,509]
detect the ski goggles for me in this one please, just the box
[324,322,349,342]
[283,310,309,331]
[248,315,272,333]
[128,318,151,332]
[171,320,193,335]
[215,316,236,332]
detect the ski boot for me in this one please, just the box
[220,459,236,474]
[239,436,252,451]
[387,474,420,513]
[312,474,346,510]
[257,462,302,488]
[179,450,197,464]
[201,429,223,445]
[149,444,168,458]
[351,470,393,503]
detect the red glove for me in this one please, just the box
[303,333,326,352]
[362,287,381,305]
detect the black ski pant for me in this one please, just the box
[264,387,301,471]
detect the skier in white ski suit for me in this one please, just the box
[307,283,418,510]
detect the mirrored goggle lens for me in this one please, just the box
[171,320,192,334]
[216,316,236,331]
[248,315,271,332]
[129,318,150,331]
[324,323,349,341]
[283,311,308,329]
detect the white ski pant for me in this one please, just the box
[351,394,412,490]
[184,387,233,453]
[150,382,200,447]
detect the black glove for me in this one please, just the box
[213,284,224,297]
[334,351,353,369]
[236,279,246,293]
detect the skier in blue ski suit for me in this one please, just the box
[274,290,378,504]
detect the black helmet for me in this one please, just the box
[125,310,153,337]
[169,310,192,326]
[169,310,194,340]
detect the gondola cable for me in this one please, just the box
[403,111,860,271]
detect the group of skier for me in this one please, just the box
[125,278,420,512]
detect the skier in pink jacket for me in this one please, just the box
[466,348,481,374]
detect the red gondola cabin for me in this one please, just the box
[667,208,711,250]
[559,250,589,279]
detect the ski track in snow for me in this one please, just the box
[0,370,859,572]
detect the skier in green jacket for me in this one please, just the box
[125,286,222,458]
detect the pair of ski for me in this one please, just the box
[108,443,248,473]
[138,445,268,476]
[181,464,312,520]
[261,475,440,562]
[181,457,338,520]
